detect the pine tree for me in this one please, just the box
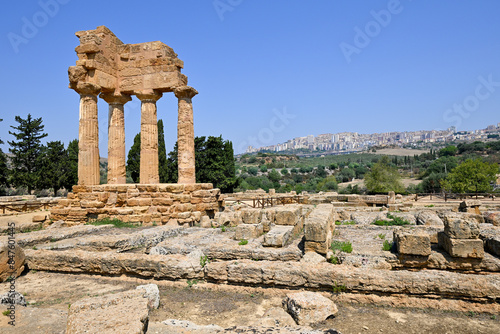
[158,119,169,183]
[127,133,141,183]
[8,114,48,193]
[63,139,79,190]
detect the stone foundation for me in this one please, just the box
[51,183,222,225]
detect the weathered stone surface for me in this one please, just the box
[300,251,326,264]
[459,200,481,213]
[416,211,444,227]
[444,218,480,239]
[214,211,241,227]
[0,291,26,306]
[148,319,336,334]
[351,212,387,225]
[200,216,212,228]
[484,211,500,226]
[240,208,262,225]
[26,250,204,279]
[102,93,131,184]
[263,225,294,247]
[394,231,431,256]
[66,289,150,334]
[282,291,338,325]
[175,86,198,184]
[234,223,263,240]
[438,232,484,258]
[150,228,302,262]
[255,307,296,327]
[136,283,160,309]
[304,204,335,243]
[274,206,301,226]
[13,224,113,248]
[77,90,100,186]
[480,225,500,257]
[0,238,25,282]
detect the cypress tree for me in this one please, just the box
[158,119,169,183]
[127,133,141,183]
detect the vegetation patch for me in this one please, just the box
[87,218,138,228]
[373,213,410,226]
[382,240,394,251]
[238,239,248,245]
[335,220,356,225]
[331,240,353,253]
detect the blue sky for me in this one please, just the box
[1,0,499,155]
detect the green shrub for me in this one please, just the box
[332,282,346,293]
[238,239,248,245]
[373,214,410,226]
[329,256,339,264]
[331,240,353,253]
[382,240,394,251]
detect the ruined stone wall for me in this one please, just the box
[51,184,221,225]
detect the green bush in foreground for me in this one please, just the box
[330,240,353,253]
[87,218,138,228]
[238,239,248,245]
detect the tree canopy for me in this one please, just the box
[443,158,498,193]
[364,156,404,194]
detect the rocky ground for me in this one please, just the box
[1,204,499,333]
[0,271,499,334]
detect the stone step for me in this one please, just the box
[24,249,500,303]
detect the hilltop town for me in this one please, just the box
[247,123,500,155]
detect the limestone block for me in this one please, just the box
[304,241,329,254]
[484,211,500,226]
[32,213,49,222]
[444,218,480,239]
[263,225,294,247]
[459,200,481,213]
[282,291,338,326]
[274,206,301,226]
[127,198,152,206]
[66,289,150,334]
[438,232,484,258]
[394,231,431,256]
[234,223,264,240]
[200,216,212,228]
[240,208,262,225]
[416,211,444,227]
[439,212,484,225]
[0,238,25,282]
[136,284,160,309]
[485,236,500,257]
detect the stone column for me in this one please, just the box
[101,93,132,184]
[174,86,198,184]
[137,91,162,184]
[77,83,101,185]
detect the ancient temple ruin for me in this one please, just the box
[51,26,221,225]
[68,25,197,185]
